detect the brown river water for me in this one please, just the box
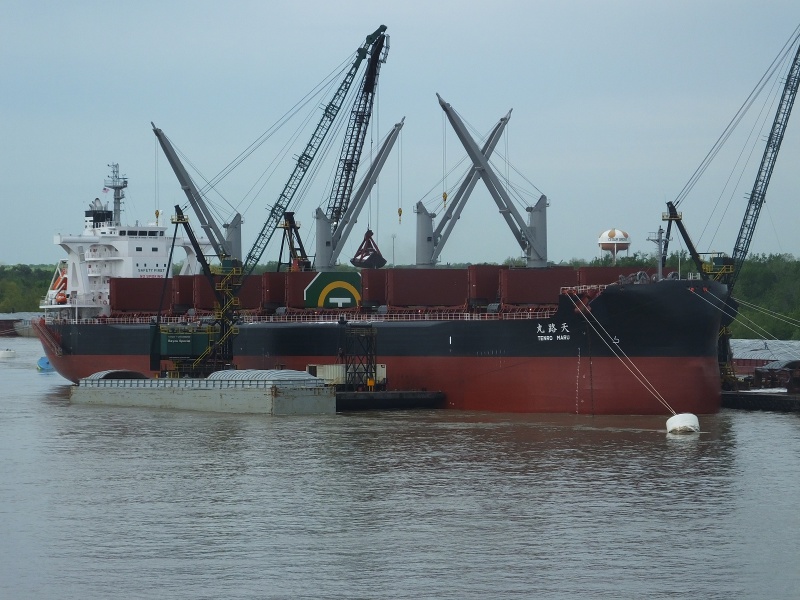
[2,337,798,599]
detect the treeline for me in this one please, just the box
[728,254,800,340]
[0,265,53,313]
[3,255,799,340]
[557,252,800,340]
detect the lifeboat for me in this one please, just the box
[51,269,67,292]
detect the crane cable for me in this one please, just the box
[213,56,352,197]
[396,124,403,226]
[673,25,800,210]
[699,287,800,352]
[155,55,356,231]
[424,108,545,215]
[442,109,448,209]
[700,73,783,249]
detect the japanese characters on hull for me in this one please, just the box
[535,320,571,342]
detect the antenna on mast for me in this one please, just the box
[104,163,128,226]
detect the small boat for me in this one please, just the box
[37,356,54,371]
[0,349,16,359]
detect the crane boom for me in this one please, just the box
[152,123,234,261]
[663,201,708,277]
[151,205,239,378]
[242,25,387,277]
[726,39,800,295]
[316,119,405,270]
[325,29,388,225]
[416,110,511,267]
[437,94,547,267]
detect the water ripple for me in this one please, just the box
[1,339,798,599]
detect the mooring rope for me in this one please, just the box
[567,293,677,415]
[735,297,800,329]
[699,289,800,360]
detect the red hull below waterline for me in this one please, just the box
[44,351,720,415]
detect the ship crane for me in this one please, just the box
[242,25,388,277]
[325,29,388,233]
[311,25,398,272]
[150,204,240,378]
[434,95,548,268]
[416,109,510,267]
[152,123,242,262]
[725,40,800,294]
[315,119,404,271]
[663,33,800,387]
[148,27,389,376]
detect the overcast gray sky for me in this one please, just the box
[2,0,799,267]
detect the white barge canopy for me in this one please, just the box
[206,369,326,387]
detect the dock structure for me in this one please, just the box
[306,362,445,411]
[336,390,445,411]
[722,391,800,412]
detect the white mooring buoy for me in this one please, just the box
[666,412,700,434]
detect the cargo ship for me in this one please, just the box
[35,166,730,415]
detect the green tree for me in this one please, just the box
[729,253,800,340]
[0,265,53,312]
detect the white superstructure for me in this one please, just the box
[41,164,208,319]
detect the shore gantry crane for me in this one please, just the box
[242,25,388,277]
[149,26,391,376]
[663,33,800,387]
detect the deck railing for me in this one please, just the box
[78,378,324,390]
[44,306,561,326]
